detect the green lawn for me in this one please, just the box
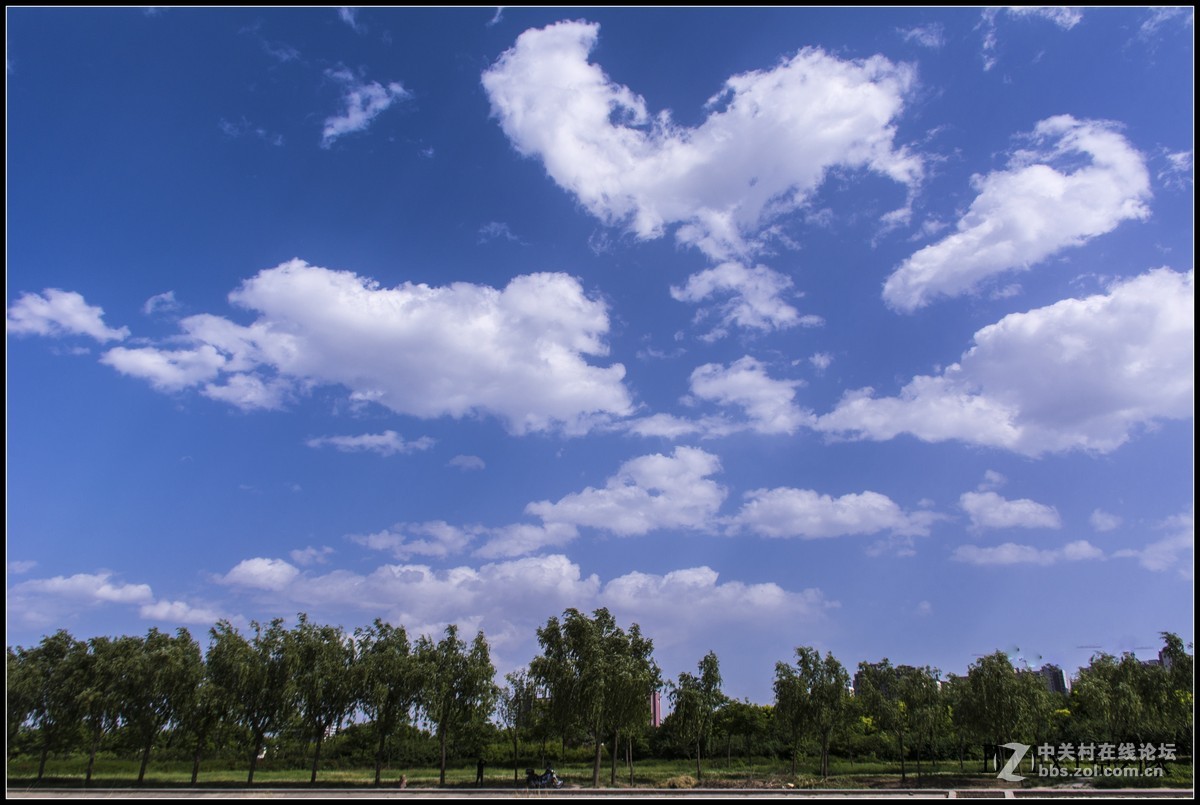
[6,755,1192,790]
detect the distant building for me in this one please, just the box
[1037,664,1069,695]
[649,690,662,727]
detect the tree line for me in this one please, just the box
[7,611,1193,787]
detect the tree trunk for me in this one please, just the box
[37,743,49,783]
[790,747,797,776]
[374,736,384,787]
[513,732,520,783]
[248,734,263,785]
[627,736,634,786]
[310,730,324,784]
[592,733,603,787]
[610,728,618,786]
[191,748,202,786]
[898,731,906,781]
[438,726,448,786]
[137,739,152,785]
[86,733,100,785]
[695,738,702,780]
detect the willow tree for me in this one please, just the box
[669,651,724,781]
[531,608,659,788]
[415,625,496,786]
[206,619,295,784]
[775,646,850,778]
[355,619,423,786]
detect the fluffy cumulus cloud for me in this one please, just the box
[7,289,130,342]
[210,552,833,663]
[952,539,1103,566]
[819,268,1194,456]
[8,572,154,627]
[220,557,302,591]
[600,566,836,636]
[321,67,410,148]
[960,491,1061,530]
[884,116,1150,311]
[483,20,920,263]
[670,263,809,340]
[526,447,726,537]
[98,260,632,434]
[729,487,939,539]
[689,356,812,435]
[349,521,479,560]
[306,430,435,457]
[139,599,225,625]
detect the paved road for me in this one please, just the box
[6,788,1195,799]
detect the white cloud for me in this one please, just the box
[220,557,301,591]
[526,446,726,536]
[810,352,834,372]
[899,23,945,48]
[289,546,335,566]
[99,260,632,434]
[884,116,1151,312]
[1113,510,1194,573]
[1140,7,1194,39]
[601,566,837,635]
[139,599,224,625]
[350,521,478,560]
[7,288,130,342]
[980,8,1083,71]
[1089,509,1123,532]
[7,571,155,628]
[338,7,364,34]
[8,560,38,574]
[819,268,1194,456]
[1157,149,1193,191]
[729,487,940,539]
[960,490,1061,530]
[322,67,410,148]
[102,344,227,392]
[915,600,934,616]
[952,539,1103,566]
[478,221,522,244]
[670,263,806,339]
[449,455,487,471]
[142,290,179,316]
[483,20,920,263]
[306,430,435,457]
[473,522,579,559]
[1005,7,1083,29]
[689,356,812,435]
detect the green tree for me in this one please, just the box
[20,630,87,782]
[964,651,1029,771]
[355,618,423,786]
[118,628,203,785]
[774,647,850,778]
[414,625,497,786]
[289,614,356,784]
[668,651,724,781]
[77,636,124,785]
[206,619,296,784]
[531,608,658,788]
[498,669,536,783]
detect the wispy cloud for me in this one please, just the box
[306,430,435,457]
[321,67,410,148]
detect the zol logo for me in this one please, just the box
[997,742,1031,782]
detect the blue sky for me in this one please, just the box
[6,7,1194,703]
